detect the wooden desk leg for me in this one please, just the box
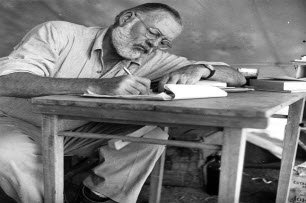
[149,150,166,203]
[149,127,168,203]
[276,98,305,203]
[42,115,64,203]
[218,128,247,203]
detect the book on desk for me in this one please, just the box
[250,77,306,92]
[84,81,228,101]
[83,80,255,100]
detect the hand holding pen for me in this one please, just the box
[87,67,150,95]
[122,66,151,95]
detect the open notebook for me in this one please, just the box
[83,84,228,101]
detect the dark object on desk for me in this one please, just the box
[250,79,306,92]
[293,56,306,79]
[238,68,259,86]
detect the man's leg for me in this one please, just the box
[0,116,44,203]
[83,127,168,203]
[0,118,167,203]
[0,116,92,203]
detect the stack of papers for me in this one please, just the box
[292,55,306,64]
[250,77,306,92]
[83,84,228,101]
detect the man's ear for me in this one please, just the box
[118,11,135,26]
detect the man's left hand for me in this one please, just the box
[158,64,209,91]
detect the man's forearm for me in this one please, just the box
[210,65,246,87]
[0,73,94,97]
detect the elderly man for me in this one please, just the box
[0,3,245,203]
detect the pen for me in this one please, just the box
[123,66,151,94]
[123,66,132,75]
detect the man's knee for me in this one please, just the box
[144,127,169,140]
[0,128,38,165]
[137,127,169,153]
[0,140,24,165]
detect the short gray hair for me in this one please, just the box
[114,3,182,26]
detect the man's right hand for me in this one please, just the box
[88,75,151,95]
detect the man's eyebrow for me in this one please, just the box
[151,27,171,41]
[150,27,163,35]
[136,13,171,42]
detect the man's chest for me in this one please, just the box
[51,43,159,79]
[52,46,102,79]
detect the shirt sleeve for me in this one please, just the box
[0,21,62,77]
[143,50,229,80]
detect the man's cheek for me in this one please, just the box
[130,25,142,39]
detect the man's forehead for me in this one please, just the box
[142,10,179,25]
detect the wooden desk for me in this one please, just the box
[32,91,306,203]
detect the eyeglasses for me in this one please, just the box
[135,13,172,50]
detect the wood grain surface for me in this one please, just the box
[32,91,306,118]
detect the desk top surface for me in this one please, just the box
[32,91,306,118]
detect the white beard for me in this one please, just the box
[111,24,142,60]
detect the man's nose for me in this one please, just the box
[146,38,160,48]
[145,39,159,54]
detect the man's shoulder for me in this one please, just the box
[36,21,102,36]
[42,21,90,31]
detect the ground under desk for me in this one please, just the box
[32,91,306,203]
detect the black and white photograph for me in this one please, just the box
[0,0,305,202]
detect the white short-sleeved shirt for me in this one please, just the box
[0,21,228,128]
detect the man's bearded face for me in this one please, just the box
[112,22,144,60]
[111,11,182,60]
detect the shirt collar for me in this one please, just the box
[129,58,142,66]
[90,28,108,56]
[90,27,144,66]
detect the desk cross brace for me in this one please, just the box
[59,131,222,150]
